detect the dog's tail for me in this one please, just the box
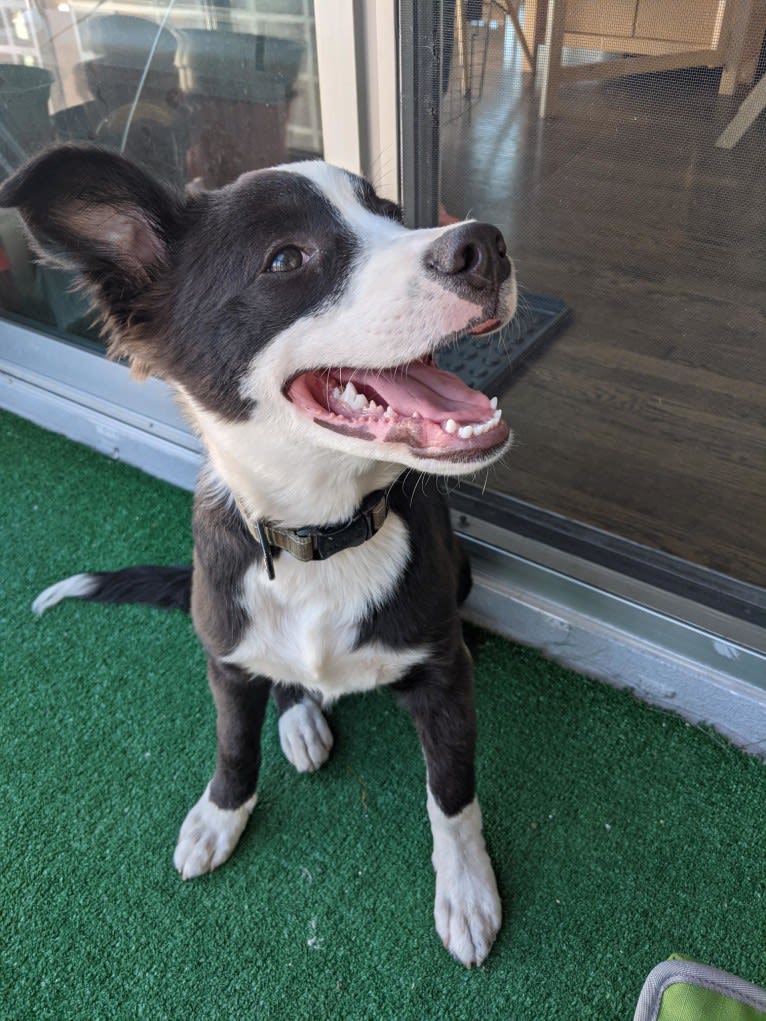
[32,565,193,616]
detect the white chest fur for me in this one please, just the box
[223,513,428,700]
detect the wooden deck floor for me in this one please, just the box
[441,30,766,586]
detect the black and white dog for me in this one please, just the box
[1,145,516,967]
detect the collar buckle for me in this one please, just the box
[297,508,374,560]
[237,490,389,579]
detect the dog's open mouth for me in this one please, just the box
[285,356,509,460]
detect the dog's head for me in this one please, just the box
[1,146,516,484]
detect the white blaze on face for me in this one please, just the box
[275,160,512,363]
[238,171,488,403]
[243,166,510,455]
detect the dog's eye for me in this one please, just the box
[266,246,305,273]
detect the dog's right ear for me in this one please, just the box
[1,148,187,375]
[0,145,185,370]
[0,144,184,281]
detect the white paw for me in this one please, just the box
[278,698,333,773]
[428,792,502,967]
[173,784,256,880]
[433,847,501,967]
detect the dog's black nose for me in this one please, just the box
[425,222,510,290]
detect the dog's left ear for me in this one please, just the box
[0,145,186,373]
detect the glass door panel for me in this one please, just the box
[430,1,766,598]
[0,0,323,341]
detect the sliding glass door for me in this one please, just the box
[398,0,766,652]
[1,0,763,660]
[0,0,324,339]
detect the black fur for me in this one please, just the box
[61,478,475,818]
[207,659,271,811]
[348,172,404,223]
[162,171,360,419]
[79,565,192,613]
[64,474,473,658]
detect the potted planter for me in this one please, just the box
[174,29,303,187]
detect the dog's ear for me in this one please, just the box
[0,144,183,279]
[0,145,185,375]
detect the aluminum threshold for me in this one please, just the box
[2,319,765,755]
[461,539,766,756]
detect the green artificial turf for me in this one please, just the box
[1,409,765,1021]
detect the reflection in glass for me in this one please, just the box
[438,4,766,584]
[0,0,322,340]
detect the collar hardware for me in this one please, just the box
[234,489,389,580]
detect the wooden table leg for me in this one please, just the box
[716,71,766,147]
[495,0,540,72]
[521,0,542,72]
[539,0,566,117]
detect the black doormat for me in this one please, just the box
[435,290,572,396]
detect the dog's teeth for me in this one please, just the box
[490,396,498,410]
[384,406,395,420]
[412,411,420,418]
[368,400,380,414]
[475,415,501,435]
[492,408,502,421]
[443,413,503,439]
[334,379,372,412]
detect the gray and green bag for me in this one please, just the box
[635,958,766,1021]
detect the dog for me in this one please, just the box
[1,144,516,967]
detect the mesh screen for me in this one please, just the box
[437,1,766,584]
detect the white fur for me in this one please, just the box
[32,573,97,615]
[278,695,334,772]
[427,789,502,968]
[179,388,403,528]
[279,161,405,237]
[223,511,427,701]
[235,230,515,480]
[173,784,257,880]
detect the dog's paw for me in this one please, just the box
[433,847,501,967]
[173,784,256,880]
[428,792,501,967]
[278,697,333,773]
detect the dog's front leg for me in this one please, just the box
[393,642,501,967]
[174,658,270,880]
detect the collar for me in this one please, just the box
[232,489,389,580]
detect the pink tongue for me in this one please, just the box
[338,363,492,423]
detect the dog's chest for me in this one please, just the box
[223,515,426,698]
